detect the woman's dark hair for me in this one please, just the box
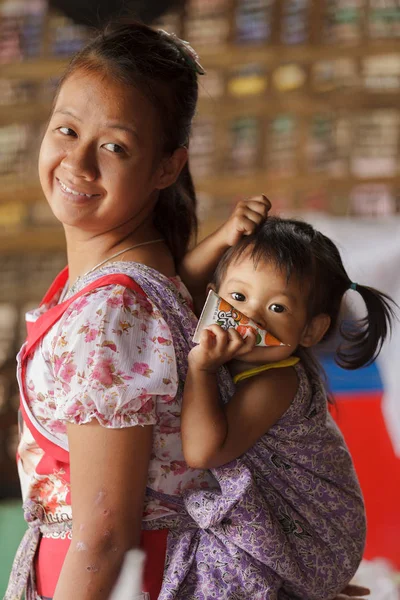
[56,21,198,264]
[214,217,397,371]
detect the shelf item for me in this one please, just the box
[235,0,275,44]
[227,64,268,97]
[228,116,262,174]
[281,0,310,45]
[368,0,400,39]
[349,183,399,217]
[323,0,365,45]
[0,0,47,64]
[265,114,298,177]
[362,54,400,92]
[351,110,399,178]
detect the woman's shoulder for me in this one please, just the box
[67,262,192,308]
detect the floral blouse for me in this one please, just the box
[18,264,217,524]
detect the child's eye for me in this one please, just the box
[57,127,76,137]
[103,143,125,154]
[269,303,285,313]
[231,292,246,302]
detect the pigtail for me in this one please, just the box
[336,285,397,370]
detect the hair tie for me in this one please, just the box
[159,30,206,75]
[349,282,358,291]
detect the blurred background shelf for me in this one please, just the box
[0,228,64,251]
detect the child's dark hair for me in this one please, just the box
[56,21,198,264]
[214,217,396,370]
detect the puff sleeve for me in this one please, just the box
[51,284,178,428]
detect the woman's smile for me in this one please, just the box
[56,177,101,203]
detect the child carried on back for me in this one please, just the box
[180,216,395,599]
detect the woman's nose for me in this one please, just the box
[62,144,98,181]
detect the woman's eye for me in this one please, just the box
[231,292,246,302]
[269,303,285,313]
[58,127,76,137]
[103,143,124,154]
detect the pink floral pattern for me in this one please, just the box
[19,265,217,521]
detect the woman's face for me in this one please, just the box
[39,68,166,234]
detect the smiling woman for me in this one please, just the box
[39,70,175,238]
[5,21,207,600]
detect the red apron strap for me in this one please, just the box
[21,272,146,460]
[25,273,146,358]
[20,401,70,463]
[40,266,69,306]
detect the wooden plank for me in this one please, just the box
[0,228,65,252]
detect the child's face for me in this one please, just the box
[217,252,314,364]
[39,68,165,234]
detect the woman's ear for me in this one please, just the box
[155,147,188,190]
[300,314,331,348]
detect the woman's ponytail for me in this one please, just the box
[154,161,198,266]
[337,284,397,370]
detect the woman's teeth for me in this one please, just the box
[59,180,94,197]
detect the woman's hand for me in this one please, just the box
[217,195,271,247]
[334,584,370,599]
[188,324,256,372]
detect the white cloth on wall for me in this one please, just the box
[304,214,400,456]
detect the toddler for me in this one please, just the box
[181,216,395,599]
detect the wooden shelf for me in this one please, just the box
[195,173,400,197]
[1,87,399,127]
[1,173,399,210]
[0,178,43,205]
[1,41,399,80]
[0,58,69,80]
[0,228,65,252]
[197,41,400,68]
[198,92,400,118]
[0,103,52,126]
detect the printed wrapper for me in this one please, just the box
[193,290,286,347]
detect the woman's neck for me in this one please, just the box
[64,219,171,284]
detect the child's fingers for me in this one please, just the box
[226,327,246,355]
[232,200,271,235]
[242,195,271,216]
[205,325,230,353]
[234,199,270,221]
[235,214,264,236]
[199,328,216,348]
[235,328,257,355]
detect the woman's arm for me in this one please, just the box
[179,196,270,303]
[53,421,152,600]
[182,326,297,470]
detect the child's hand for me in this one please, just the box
[189,324,256,372]
[219,195,271,247]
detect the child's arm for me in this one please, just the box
[179,195,270,302]
[181,325,298,470]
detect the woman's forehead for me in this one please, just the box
[55,68,157,126]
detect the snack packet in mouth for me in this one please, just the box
[193,290,287,347]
